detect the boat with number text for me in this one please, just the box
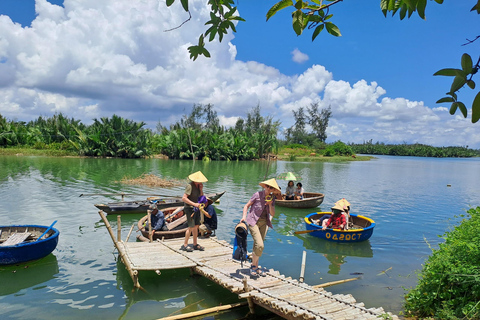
[303,212,375,242]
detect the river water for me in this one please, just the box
[0,155,479,319]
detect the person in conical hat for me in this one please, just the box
[335,198,351,212]
[322,203,346,230]
[188,171,208,183]
[334,198,351,229]
[241,177,281,277]
[181,171,208,252]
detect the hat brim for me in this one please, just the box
[188,171,208,183]
[259,182,281,193]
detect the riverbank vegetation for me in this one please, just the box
[404,206,480,319]
[350,140,479,158]
[1,110,479,160]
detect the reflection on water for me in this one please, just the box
[115,259,255,320]
[0,155,479,318]
[0,254,59,296]
[300,236,373,274]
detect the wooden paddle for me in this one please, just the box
[37,220,57,241]
[165,206,184,221]
[294,228,331,234]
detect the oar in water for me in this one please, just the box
[37,220,57,241]
[294,228,331,234]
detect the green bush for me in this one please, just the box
[323,141,353,156]
[284,143,308,149]
[404,207,480,319]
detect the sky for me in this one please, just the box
[0,0,479,147]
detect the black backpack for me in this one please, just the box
[232,221,248,267]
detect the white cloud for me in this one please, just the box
[291,48,309,63]
[0,0,477,148]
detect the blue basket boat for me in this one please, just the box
[0,224,60,265]
[304,212,375,243]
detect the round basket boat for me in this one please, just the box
[137,206,188,241]
[304,212,375,243]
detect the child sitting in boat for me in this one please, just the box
[322,203,346,230]
[294,182,304,200]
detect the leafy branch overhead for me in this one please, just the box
[166,0,245,61]
[167,0,480,123]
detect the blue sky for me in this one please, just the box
[0,0,478,148]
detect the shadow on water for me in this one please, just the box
[114,259,278,320]
[0,254,59,296]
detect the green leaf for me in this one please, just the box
[417,0,427,19]
[267,0,293,21]
[467,80,476,90]
[449,103,458,115]
[399,4,408,19]
[166,0,175,7]
[436,97,455,104]
[433,68,466,77]
[434,0,444,3]
[456,101,468,118]
[312,24,324,41]
[180,0,188,11]
[472,91,480,123]
[450,76,467,93]
[188,45,202,61]
[471,2,480,14]
[294,0,304,10]
[325,22,341,37]
[202,48,211,58]
[292,10,304,35]
[461,53,473,73]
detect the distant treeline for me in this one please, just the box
[350,140,479,158]
[1,111,478,159]
[0,105,279,160]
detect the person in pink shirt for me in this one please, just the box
[241,178,281,277]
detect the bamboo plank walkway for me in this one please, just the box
[100,212,399,320]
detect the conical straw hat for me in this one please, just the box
[188,171,208,183]
[335,198,350,209]
[331,203,345,212]
[259,178,281,192]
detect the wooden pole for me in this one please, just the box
[312,276,361,289]
[156,302,247,320]
[243,277,255,315]
[125,223,135,242]
[117,215,121,242]
[148,210,153,243]
[299,250,306,283]
[80,192,179,198]
[98,211,144,291]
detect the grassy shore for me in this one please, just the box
[0,147,77,157]
[0,146,374,162]
[275,147,373,162]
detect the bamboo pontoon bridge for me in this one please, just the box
[99,212,399,320]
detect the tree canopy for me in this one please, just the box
[165,0,480,123]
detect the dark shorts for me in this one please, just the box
[185,206,201,228]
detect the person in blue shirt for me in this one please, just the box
[145,204,168,238]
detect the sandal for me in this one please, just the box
[193,244,204,251]
[256,267,266,277]
[249,265,259,277]
[180,245,193,252]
